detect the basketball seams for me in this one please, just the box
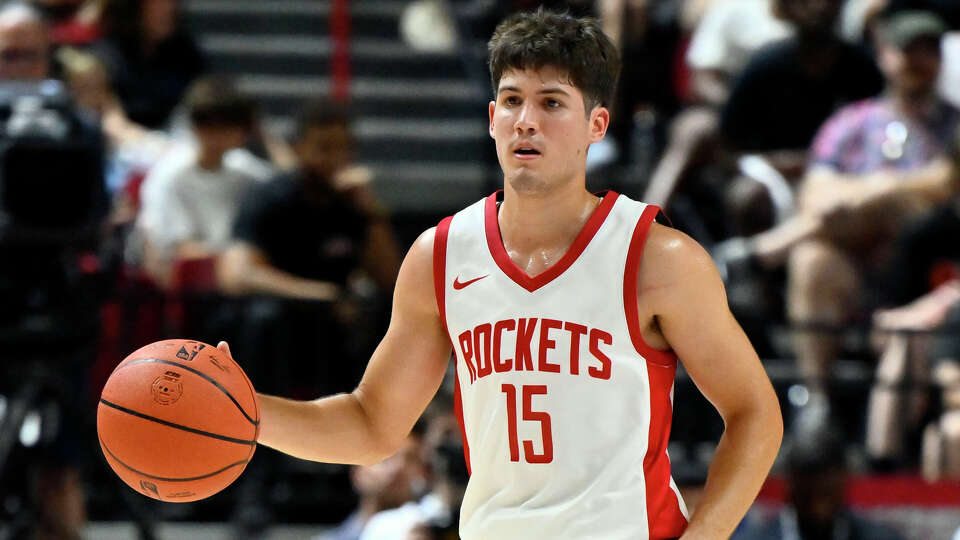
[99,435,249,483]
[240,367,259,465]
[99,398,256,446]
[118,358,258,426]
[236,353,260,444]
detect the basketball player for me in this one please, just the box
[220,10,782,539]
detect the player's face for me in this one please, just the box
[489,67,609,194]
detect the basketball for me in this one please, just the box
[97,339,259,503]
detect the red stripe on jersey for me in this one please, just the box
[623,205,687,537]
[453,369,471,476]
[623,206,678,366]
[484,190,619,292]
[433,216,471,475]
[645,362,687,539]
[433,217,453,326]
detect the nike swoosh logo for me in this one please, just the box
[453,275,489,290]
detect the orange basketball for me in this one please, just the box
[97,339,259,502]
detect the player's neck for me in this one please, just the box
[498,183,601,258]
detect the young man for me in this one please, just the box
[220,10,782,539]
[137,75,272,287]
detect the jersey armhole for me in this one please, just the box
[623,205,679,367]
[432,215,472,475]
[432,216,453,331]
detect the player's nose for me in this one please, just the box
[514,103,539,134]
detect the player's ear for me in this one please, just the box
[488,101,496,139]
[588,105,610,143]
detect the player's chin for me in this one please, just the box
[506,171,550,194]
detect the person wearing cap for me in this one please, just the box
[765,9,960,423]
[714,9,960,430]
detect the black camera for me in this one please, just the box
[0,81,110,538]
[0,80,108,348]
[0,80,106,245]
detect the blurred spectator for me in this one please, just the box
[845,0,960,85]
[720,0,883,175]
[135,75,271,288]
[738,425,906,540]
[783,10,958,418]
[33,0,101,45]
[56,46,173,215]
[687,0,792,107]
[91,0,204,128]
[360,406,466,540]
[58,45,292,202]
[718,14,958,265]
[218,99,400,302]
[608,0,685,181]
[0,1,50,80]
[218,99,401,398]
[642,0,792,228]
[315,431,429,540]
[866,281,960,474]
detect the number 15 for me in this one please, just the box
[501,384,553,464]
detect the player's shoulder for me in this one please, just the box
[639,222,718,286]
[393,224,449,317]
[411,226,438,256]
[397,226,436,278]
[645,222,710,261]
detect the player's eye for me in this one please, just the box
[503,95,520,106]
[546,99,561,108]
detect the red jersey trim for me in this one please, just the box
[432,217,472,476]
[623,204,687,537]
[453,370,471,475]
[484,190,619,293]
[623,205,678,367]
[433,217,453,326]
[644,362,688,538]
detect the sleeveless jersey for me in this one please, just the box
[433,191,690,540]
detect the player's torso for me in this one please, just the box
[436,192,688,540]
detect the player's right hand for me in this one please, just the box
[217,341,234,362]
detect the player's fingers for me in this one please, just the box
[217,341,233,359]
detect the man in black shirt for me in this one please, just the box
[219,101,402,536]
[720,0,884,172]
[219,100,400,396]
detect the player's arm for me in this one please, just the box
[639,224,783,540]
[228,228,452,465]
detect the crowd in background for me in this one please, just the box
[0,0,958,538]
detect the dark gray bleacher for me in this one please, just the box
[183,0,492,214]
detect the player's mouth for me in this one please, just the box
[512,143,542,160]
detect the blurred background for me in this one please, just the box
[0,0,958,538]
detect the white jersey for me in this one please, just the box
[433,191,689,540]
